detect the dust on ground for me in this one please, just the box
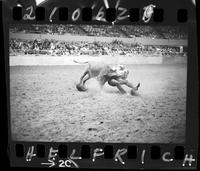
[10,64,186,143]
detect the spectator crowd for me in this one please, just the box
[10,38,186,57]
[10,24,187,39]
[9,24,187,57]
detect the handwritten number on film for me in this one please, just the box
[23,6,35,20]
[21,4,154,23]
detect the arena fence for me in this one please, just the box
[9,55,187,66]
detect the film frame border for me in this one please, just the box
[3,0,196,24]
[10,142,197,168]
[2,0,199,169]
[11,6,188,23]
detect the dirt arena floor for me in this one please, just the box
[10,64,187,143]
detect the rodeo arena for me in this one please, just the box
[10,24,187,143]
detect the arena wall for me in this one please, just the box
[9,55,187,66]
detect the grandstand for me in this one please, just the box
[9,24,187,58]
[9,24,187,39]
[9,38,187,57]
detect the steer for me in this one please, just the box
[73,60,140,94]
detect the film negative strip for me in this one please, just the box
[2,0,199,169]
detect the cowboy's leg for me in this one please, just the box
[108,78,126,94]
[118,79,134,88]
[118,78,140,90]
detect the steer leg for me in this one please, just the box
[82,74,91,85]
[76,70,89,91]
[78,70,88,85]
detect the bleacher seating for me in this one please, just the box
[10,38,186,57]
[80,25,125,37]
[156,26,187,39]
[9,24,187,39]
[118,25,163,38]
